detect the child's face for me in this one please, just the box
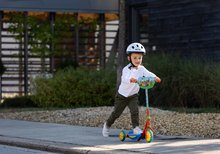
[128,53,143,67]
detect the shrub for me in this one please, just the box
[143,53,220,108]
[0,96,38,108]
[32,53,220,109]
[32,68,116,108]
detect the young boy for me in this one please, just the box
[102,42,161,137]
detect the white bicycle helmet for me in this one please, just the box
[126,42,146,55]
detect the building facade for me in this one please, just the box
[0,0,119,99]
[127,0,220,60]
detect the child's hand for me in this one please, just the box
[155,77,161,83]
[130,78,137,83]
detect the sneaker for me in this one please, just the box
[102,122,110,137]
[133,126,142,134]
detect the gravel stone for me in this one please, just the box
[0,106,219,139]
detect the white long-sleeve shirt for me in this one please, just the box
[118,64,156,97]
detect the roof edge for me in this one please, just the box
[0,0,119,13]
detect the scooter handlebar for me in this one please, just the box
[137,76,157,89]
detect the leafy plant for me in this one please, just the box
[26,51,220,109]
[7,12,54,73]
[6,12,99,72]
[143,53,220,108]
[32,67,116,108]
[0,96,38,108]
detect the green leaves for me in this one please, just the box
[144,53,220,108]
[32,68,116,108]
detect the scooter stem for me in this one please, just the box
[145,89,149,108]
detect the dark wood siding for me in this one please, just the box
[129,0,220,60]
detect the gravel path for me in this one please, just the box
[0,106,219,139]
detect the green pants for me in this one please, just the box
[106,92,139,128]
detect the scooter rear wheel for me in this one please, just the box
[145,129,153,143]
[119,131,126,141]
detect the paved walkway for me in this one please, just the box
[0,119,219,154]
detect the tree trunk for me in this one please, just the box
[117,0,127,88]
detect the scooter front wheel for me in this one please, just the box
[119,130,126,141]
[145,129,153,143]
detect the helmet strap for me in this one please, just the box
[128,55,136,69]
